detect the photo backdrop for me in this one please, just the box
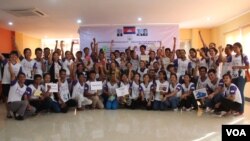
[79,25,179,57]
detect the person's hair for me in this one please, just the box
[209,42,216,47]
[140,45,146,50]
[43,73,50,79]
[77,72,86,78]
[10,50,18,56]
[89,70,96,75]
[23,48,31,54]
[34,74,42,80]
[134,72,141,78]
[143,74,149,78]
[17,72,26,78]
[83,47,89,52]
[223,72,232,80]
[167,64,175,71]
[170,73,177,80]
[165,48,171,52]
[114,50,120,53]
[76,51,82,55]
[44,47,50,51]
[189,48,197,57]
[159,70,167,80]
[233,42,244,63]
[35,48,42,54]
[226,44,233,50]
[209,47,218,54]
[184,73,191,79]
[208,69,216,74]
[65,51,71,56]
[59,69,66,74]
[198,66,207,72]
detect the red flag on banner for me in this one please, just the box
[123,26,136,34]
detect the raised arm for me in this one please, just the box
[198,31,208,48]
[54,40,58,52]
[60,41,65,59]
[70,41,75,60]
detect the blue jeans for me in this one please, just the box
[233,76,246,113]
[51,101,61,113]
[162,97,179,109]
[205,93,223,109]
[153,100,165,110]
[106,99,118,110]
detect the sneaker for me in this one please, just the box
[186,107,192,112]
[173,108,178,112]
[233,112,243,116]
[15,115,24,121]
[218,111,227,117]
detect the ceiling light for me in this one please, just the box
[206,17,211,21]
[77,19,82,24]
[8,22,13,26]
[137,17,142,21]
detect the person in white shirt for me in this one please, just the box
[62,51,74,79]
[34,48,45,76]
[7,71,36,120]
[140,74,155,110]
[153,70,169,110]
[215,73,242,117]
[20,48,36,85]
[137,61,148,81]
[103,73,119,110]
[128,72,143,109]
[71,72,92,110]
[41,73,61,113]
[180,74,196,111]
[27,74,53,113]
[84,70,104,109]
[0,51,22,118]
[57,69,77,113]
[205,69,224,112]
[162,73,182,111]
[231,42,249,114]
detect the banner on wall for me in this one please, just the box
[79,25,179,57]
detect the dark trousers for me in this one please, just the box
[233,76,245,113]
[216,98,241,112]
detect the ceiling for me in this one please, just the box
[0,0,249,39]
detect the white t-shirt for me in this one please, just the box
[72,81,85,99]
[231,54,249,78]
[62,59,73,78]
[54,62,62,80]
[224,83,242,104]
[27,84,42,99]
[2,61,21,84]
[85,80,97,95]
[169,83,182,97]
[129,81,142,99]
[7,81,27,102]
[41,83,55,101]
[181,82,195,93]
[137,68,148,81]
[155,80,169,101]
[140,82,154,100]
[34,59,43,76]
[206,78,224,93]
[174,59,192,76]
[58,80,70,102]
[196,76,209,89]
[105,82,119,95]
[21,59,36,80]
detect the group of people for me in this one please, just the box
[0,31,249,120]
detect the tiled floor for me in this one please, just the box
[0,102,249,141]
